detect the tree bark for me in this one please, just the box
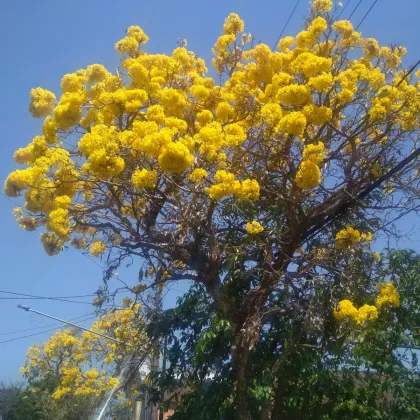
[232,334,252,420]
[272,375,287,420]
[231,303,266,420]
[260,397,272,420]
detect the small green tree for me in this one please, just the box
[0,382,23,420]
[147,249,420,419]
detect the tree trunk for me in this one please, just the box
[233,336,252,420]
[272,375,286,420]
[260,397,272,420]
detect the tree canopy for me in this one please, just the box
[5,0,420,418]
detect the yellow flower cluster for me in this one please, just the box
[302,142,325,163]
[295,161,321,189]
[189,168,208,183]
[312,0,333,12]
[158,142,194,173]
[277,85,312,106]
[132,168,157,189]
[334,300,378,325]
[290,52,332,77]
[206,171,260,201]
[335,226,361,249]
[246,221,264,234]
[372,251,381,262]
[334,282,400,324]
[115,25,149,56]
[296,142,325,189]
[47,208,70,237]
[90,240,106,257]
[277,112,307,138]
[376,282,400,308]
[333,299,358,320]
[29,87,56,118]
[335,227,374,249]
[21,301,147,403]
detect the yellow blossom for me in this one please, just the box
[372,252,381,262]
[147,105,166,124]
[303,105,332,125]
[333,20,354,38]
[335,226,361,249]
[86,64,109,84]
[290,52,332,77]
[308,73,333,92]
[295,160,321,189]
[361,232,373,242]
[216,102,233,122]
[376,283,400,308]
[309,17,328,35]
[277,85,312,106]
[115,36,139,56]
[278,36,294,52]
[223,13,244,35]
[302,142,325,163]
[189,168,208,183]
[197,110,214,126]
[333,299,358,320]
[90,240,107,257]
[246,221,264,234]
[61,73,84,93]
[29,88,56,118]
[312,0,333,12]
[277,112,307,137]
[132,169,157,189]
[127,26,149,44]
[261,103,282,126]
[158,142,194,173]
[354,305,378,324]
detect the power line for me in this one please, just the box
[0,315,97,344]
[0,290,97,300]
[0,191,22,208]
[302,144,420,245]
[396,58,420,87]
[373,203,420,235]
[76,247,106,269]
[0,311,96,336]
[18,305,136,349]
[272,0,302,51]
[0,290,95,305]
[337,0,352,18]
[355,0,378,30]
[348,0,364,19]
[0,193,125,303]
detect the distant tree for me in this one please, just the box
[11,374,98,420]
[0,382,23,420]
[20,300,148,418]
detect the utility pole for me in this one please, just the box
[151,284,163,420]
[158,334,168,420]
[133,279,164,420]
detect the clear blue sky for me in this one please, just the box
[1,0,420,381]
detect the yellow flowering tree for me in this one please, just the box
[20,300,148,415]
[6,0,420,417]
